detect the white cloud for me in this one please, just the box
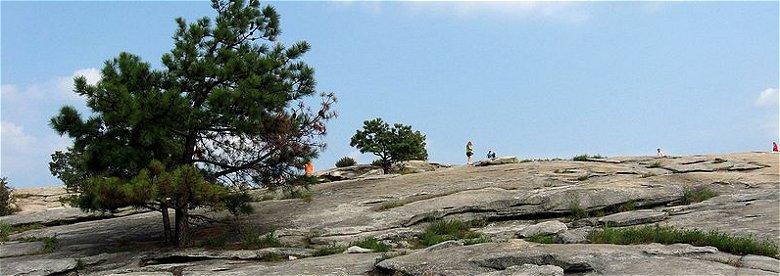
[401,1,592,23]
[755,88,778,107]
[1,121,35,149]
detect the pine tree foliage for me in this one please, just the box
[49,0,336,246]
[349,118,427,174]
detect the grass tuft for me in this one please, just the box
[587,225,778,257]
[19,236,58,253]
[419,219,485,246]
[682,187,719,204]
[526,234,558,244]
[647,161,662,168]
[569,201,589,219]
[375,251,407,264]
[241,230,283,249]
[573,154,604,161]
[378,200,405,211]
[351,237,390,252]
[576,174,590,181]
[314,242,347,256]
[640,172,657,178]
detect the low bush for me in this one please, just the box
[314,242,347,256]
[526,234,557,244]
[569,201,589,219]
[0,177,18,216]
[647,161,662,168]
[587,225,778,257]
[573,154,604,161]
[419,219,483,246]
[351,237,390,252]
[682,187,719,204]
[335,156,357,168]
[241,230,283,249]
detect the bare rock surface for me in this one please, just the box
[376,240,776,275]
[1,152,777,275]
[597,209,668,227]
[0,241,46,257]
[516,221,567,238]
[474,156,519,166]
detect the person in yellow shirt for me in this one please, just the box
[466,141,474,164]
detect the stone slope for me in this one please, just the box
[1,152,777,275]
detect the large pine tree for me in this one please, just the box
[49,0,336,246]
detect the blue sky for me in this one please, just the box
[1,1,778,188]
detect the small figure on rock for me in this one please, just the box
[487,150,496,160]
[773,141,778,152]
[657,148,665,158]
[466,141,474,164]
[305,161,314,176]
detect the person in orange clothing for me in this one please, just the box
[305,161,314,176]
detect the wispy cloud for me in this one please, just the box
[401,1,592,23]
[1,68,100,187]
[755,87,778,107]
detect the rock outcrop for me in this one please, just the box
[1,152,777,276]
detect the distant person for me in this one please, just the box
[487,150,496,160]
[657,148,665,158]
[773,141,778,152]
[305,161,314,176]
[466,141,474,164]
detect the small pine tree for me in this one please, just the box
[350,118,428,174]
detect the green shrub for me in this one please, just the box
[712,158,727,164]
[198,234,228,248]
[19,236,58,253]
[314,243,347,256]
[682,187,719,204]
[283,189,313,203]
[377,200,405,211]
[335,156,357,168]
[573,154,604,161]
[463,236,492,245]
[588,225,778,257]
[371,159,386,167]
[569,201,589,219]
[0,177,18,216]
[0,222,10,242]
[351,237,390,252]
[419,219,483,246]
[241,230,283,249]
[647,161,662,168]
[526,234,557,244]
[576,174,590,181]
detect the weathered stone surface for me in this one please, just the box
[516,221,567,238]
[182,252,381,276]
[0,258,77,276]
[1,152,777,276]
[394,160,452,173]
[314,164,383,181]
[0,207,147,227]
[0,241,46,257]
[11,186,74,214]
[557,227,594,244]
[598,210,668,227]
[474,156,519,167]
[142,247,317,264]
[376,240,776,276]
[425,240,465,252]
[475,264,564,276]
[740,254,780,273]
[344,246,373,254]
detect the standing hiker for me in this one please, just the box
[466,141,474,164]
[773,141,778,152]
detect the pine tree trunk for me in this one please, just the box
[161,203,171,244]
[175,206,190,246]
